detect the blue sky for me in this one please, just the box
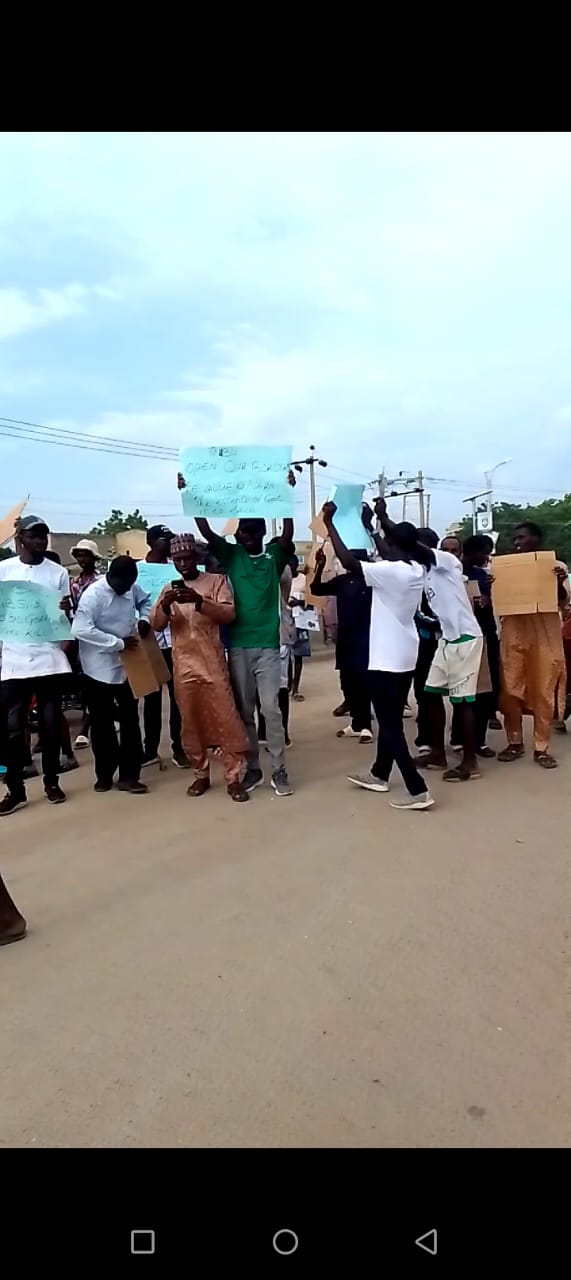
[0,131,570,538]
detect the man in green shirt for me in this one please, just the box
[177,474,294,796]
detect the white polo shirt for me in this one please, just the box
[425,551,482,642]
[362,559,425,672]
[0,556,72,681]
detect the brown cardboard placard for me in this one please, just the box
[120,631,170,698]
[492,551,557,616]
[309,509,329,541]
[0,499,27,547]
[115,529,148,560]
[304,539,336,611]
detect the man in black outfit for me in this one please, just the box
[141,524,189,769]
[310,545,373,742]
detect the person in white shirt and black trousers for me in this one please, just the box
[0,515,72,816]
[72,556,152,794]
[322,499,436,811]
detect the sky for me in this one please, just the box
[0,130,570,539]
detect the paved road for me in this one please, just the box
[1,648,568,1147]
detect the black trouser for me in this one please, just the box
[369,669,426,796]
[339,664,371,732]
[84,676,143,786]
[451,692,492,749]
[413,634,438,749]
[142,649,182,757]
[1,676,62,795]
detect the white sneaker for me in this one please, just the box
[74,734,89,749]
[347,771,389,793]
[336,726,361,738]
[389,791,434,810]
[359,730,374,743]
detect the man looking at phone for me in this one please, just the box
[72,557,152,794]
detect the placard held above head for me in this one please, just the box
[179,445,294,520]
[327,484,372,552]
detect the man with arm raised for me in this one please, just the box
[177,471,294,796]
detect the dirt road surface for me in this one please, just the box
[1,649,568,1148]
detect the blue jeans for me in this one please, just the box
[228,647,285,775]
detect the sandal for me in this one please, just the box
[293,693,305,702]
[186,777,211,797]
[534,751,558,769]
[227,782,249,802]
[443,765,481,782]
[498,745,525,763]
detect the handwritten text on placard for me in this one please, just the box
[179,445,293,519]
[135,561,176,602]
[0,580,72,644]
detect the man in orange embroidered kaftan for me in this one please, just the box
[150,535,248,802]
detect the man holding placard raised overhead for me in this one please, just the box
[0,515,72,815]
[177,468,295,796]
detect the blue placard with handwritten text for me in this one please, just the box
[0,580,72,644]
[180,445,293,519]
[135,561,176,602]
[329,484,372,551]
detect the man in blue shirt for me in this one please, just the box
[72,556,152,794]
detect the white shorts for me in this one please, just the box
[280,643,292,689]
[425,635,484,703]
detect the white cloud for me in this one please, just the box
[0,282,117,341]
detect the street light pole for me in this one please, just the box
[291,446,328,541]
[483,457,512,521]
[463,489,492,535]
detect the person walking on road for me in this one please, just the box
[310,544,373,743]
[151,534,249,801]
[0,515,72,816]
[177,472,295,796]
[498,521,569,769]
[141,524,190,771]
[322,499,434,811]
[72,557,152,794]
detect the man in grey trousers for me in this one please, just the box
[177,473,294,796]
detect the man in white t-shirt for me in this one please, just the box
[322,500,435,810]
[420,545,484,782]
[0,515,72,815]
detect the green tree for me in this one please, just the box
[89,509,148,536]
[0,546,13,560]
[456,494,571,563]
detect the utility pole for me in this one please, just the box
[417,471,426,528]
[463,489,492,535]
[291,445,328,541]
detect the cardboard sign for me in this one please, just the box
[328,484,372,552]
[492,551,557,616]
[115,530,148,560]
[0,579,71,644]
[179,445,294,519]
[309,509,329,541]
[135,561,175,602]
[120,631,170,698]
[293,605,320,631]
[0,499,27,548]
[304,540,336,611]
